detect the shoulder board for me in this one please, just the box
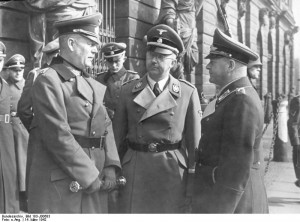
[38,67,50,75]
[236,87,246,95]
[179,79,196,88]
[122,78,139,86]
[97,71,107,75]
[126,70,138,74]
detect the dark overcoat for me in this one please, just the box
[113,74,201,213]
[192,77,269,214]
[27,60,121,213]
[7,78,29,192]
[0,77,19,213]
[287,95,300,179]
[96,67,139,120]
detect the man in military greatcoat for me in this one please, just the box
[287,95,300,188]
[0,41,19,213]
[96,42,139,120]
[113,24,202,213]
[27,13,121,213]
[3,54,29,211]
[192,29,269,213]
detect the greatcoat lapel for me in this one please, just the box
[85,77,106,119]
[133,75,180,122]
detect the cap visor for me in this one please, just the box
[153,47,174,55]
[83,35,100,45]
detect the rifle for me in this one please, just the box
[215,0,232,37]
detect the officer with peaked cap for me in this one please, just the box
[113,24,201,213]
[4,54,29,211]
[96,42,139,121]
[27,13,121,213]
[247,56,262,89]
[192,29,268,213]
[0,42,20,213]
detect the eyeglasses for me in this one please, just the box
[147,51,175,62]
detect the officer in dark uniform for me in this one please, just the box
[27,13,121,213]
[287,95,300,188]
[96,42,139,120]
[0,41,19,213]
[113,24,201,213]
[4,54,29,211]
[192,29,269,213]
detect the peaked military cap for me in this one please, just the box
[42,38,59,54]
[205,28,259,65]
[54,13,102,44]
[101,42,126,59]
[247,57,262,68]
[4,54,25,69]
[145,24,184,55]
[0,41,6,57]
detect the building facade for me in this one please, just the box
[0,0,298,100]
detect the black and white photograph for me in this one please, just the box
[0,0,300,220]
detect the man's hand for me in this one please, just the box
[101,167,117,191]
[84,177,102,194]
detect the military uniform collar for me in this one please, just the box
[217,77,251,103]
[51,56,90,81]
[132,73,181,98]
[6,77,25,89]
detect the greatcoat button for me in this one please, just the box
[91,146,95,150]
[92,131,96,136]
[170,112,174,116]
[84,103,89,107]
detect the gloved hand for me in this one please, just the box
[84,177,102,194]
[101,167,117,191]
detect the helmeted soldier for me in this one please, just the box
[113,24,201,213]
[96,42,139,120]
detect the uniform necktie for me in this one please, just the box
[153,82,161,97]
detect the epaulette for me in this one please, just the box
[122,78,139,86]
[236,87,246,95]
[97,71,107,75]
[38,67,50,75]
[179,79,196,88]
[126,70,138,75]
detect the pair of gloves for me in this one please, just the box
[85,166,117,194]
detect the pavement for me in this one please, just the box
[261,120,300,214]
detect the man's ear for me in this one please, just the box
[228,59,236,71]
[170,59,177,69]
[67,38,76,52]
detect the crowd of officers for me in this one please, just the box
[0,11,281,214]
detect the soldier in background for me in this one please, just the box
[3,54,28,212]
[0,41,19,213]
[287,95,300,188]
[96,42,139,120]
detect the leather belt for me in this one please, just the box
[128,141,180,153]
[73,135,104,149]
[0,114,10,123]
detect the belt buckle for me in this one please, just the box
[4,114,10,123]
[148,143,158,152]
